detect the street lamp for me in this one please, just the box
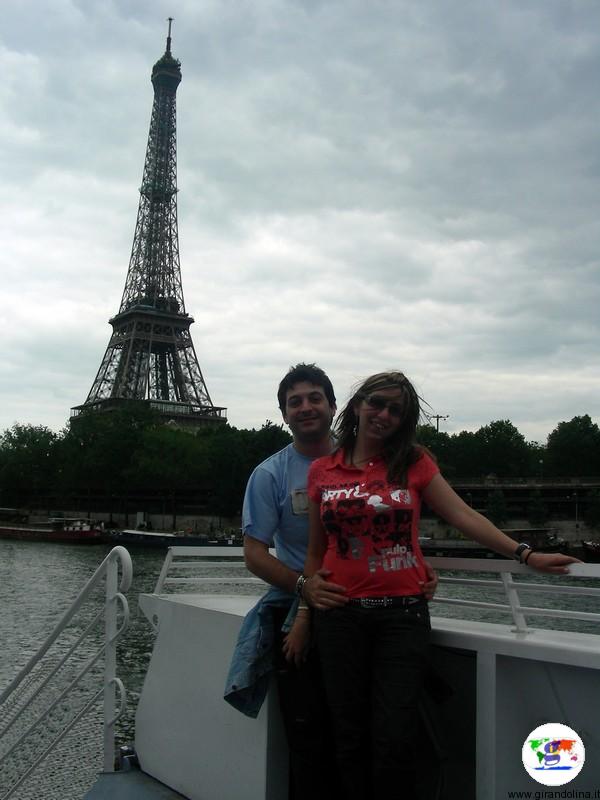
[567,492,580,532]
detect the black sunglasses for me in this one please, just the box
[363,394,404,418]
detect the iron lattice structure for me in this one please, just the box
[73,23,226,428]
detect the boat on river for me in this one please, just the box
[2,545,599,800]
[105,528,241,548]
[582,539,600,562]
[106,529,569,558]
[96,547,600,800]
[0,518,105,544]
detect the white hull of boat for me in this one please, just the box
[135,587,600,799]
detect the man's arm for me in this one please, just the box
[243,459,301,592]
[244,535,300,593]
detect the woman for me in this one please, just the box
[288,371,578,798]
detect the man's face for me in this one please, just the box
[282,381,335,444]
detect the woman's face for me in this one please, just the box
[354,387,405,446]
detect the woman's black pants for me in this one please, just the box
[315,601,431,799]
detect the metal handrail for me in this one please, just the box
[427,557,600,634]
[150,548,600,636]
[154,545,272,593]
[0,546,132,798]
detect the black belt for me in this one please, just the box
[346,595,425,609]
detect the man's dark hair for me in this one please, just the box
[277,363,336,412]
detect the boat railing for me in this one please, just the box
[152,548,600,635]
[427,557,600,634]
[0,546,132,800]
[154,545,268,594]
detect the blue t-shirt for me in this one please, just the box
[242,443,314,572]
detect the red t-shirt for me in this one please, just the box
[307,448,439,598]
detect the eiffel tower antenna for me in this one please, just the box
[73,21,226,428]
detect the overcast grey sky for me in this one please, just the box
[1,0,599,444]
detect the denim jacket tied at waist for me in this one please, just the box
[223,587,298,718]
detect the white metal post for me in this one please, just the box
[501,572,528,633]
[103,554,118,772]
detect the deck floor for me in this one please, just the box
[84,769,188,799]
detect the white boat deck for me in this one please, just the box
[84,549,600,800]
[133,591,599,798]
[85,769,187,799]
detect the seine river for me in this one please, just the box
[0,540,183,747]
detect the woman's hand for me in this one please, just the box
[419,561,438,600]
[282,613,311,667]
[526,551,580,574]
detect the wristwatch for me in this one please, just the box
[295,573,308,597]
[513,542,532,563]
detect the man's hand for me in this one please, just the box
[419,561,438,601]
[302,568,348,611]
[282,614,311,667]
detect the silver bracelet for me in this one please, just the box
[295,573,308,597]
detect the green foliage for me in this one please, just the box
[127,426,209,493]
[195,421,292,517]
[58,402,160,497]
[416,426,452,475]
[526,441,546,479]
[3,403,600,522]
[546,415,600,477]
[0,424,58,506]
[446,430,480,479]
[473,420,530,479]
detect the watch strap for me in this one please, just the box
[514,542,532,563]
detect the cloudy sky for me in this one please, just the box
[1,0,599,444]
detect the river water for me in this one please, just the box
[1,539,599,751]
[1,541,168,749]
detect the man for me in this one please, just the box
[243,363,343,606]
[236,363,437,798]
[240,364,339,799]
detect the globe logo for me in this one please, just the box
[522,723,585,786]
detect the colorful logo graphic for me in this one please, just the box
[522,723,585,786]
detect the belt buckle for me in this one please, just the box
[360,597,390,608]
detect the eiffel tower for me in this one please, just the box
[73,20,226,428]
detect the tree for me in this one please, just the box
[526,441,546,479]
[0,424,59,507]
[57,403,160,517]
[446,430,481,479]
[474,420,530,479]
[546,415,600,478]
[416,426,452,476]
[126,425,208,528]
[197,421,292,518]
